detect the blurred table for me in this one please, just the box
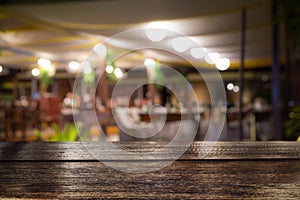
[0,142,299,199]
[69,109,114,128]
[139,112,201,122]
[139,112,203,140]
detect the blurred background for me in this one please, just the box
[0,0,299,142]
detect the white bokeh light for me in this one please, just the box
[114,67,123,78]
[146,22,168,42]
[82,61,92,74]
[190,47,207,59]
[37,58,51,70]
[204,53,220,64]
[171,37,191,52]
[81,61,90,69]
[0,65,3,73]
[83,66,92,74]
[31,67,40,77]
[93,43,107,58]
[48,65,56,77]
[144,58,156,68]
[233,85,240,93]
[216,58,230,71]
[68,61,80,71]
[106,65,114,73]
[226,83,234,90]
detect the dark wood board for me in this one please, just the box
[0,142,299,199]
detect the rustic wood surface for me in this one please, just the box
[0,142,299,199]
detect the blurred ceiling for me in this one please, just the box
[0,0,283,71]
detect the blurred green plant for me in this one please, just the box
[107,62,118,81]
[106,48,119,81]
[83,70,96,85]
[284,106,300,141]
[39,68,52,89]
[106,48,114,66]
[34,122,78,142]
[150,61,165,90]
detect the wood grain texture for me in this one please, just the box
[0,142,299,199]
[0,141,299,161]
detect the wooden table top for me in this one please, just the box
[0,141,299,199]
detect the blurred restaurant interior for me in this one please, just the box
[0,0,299,142]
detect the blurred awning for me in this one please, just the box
[0,0,283,71]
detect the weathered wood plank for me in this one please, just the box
[0,142,299,161]
[0,142,299,199]
[0,160,299,199]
